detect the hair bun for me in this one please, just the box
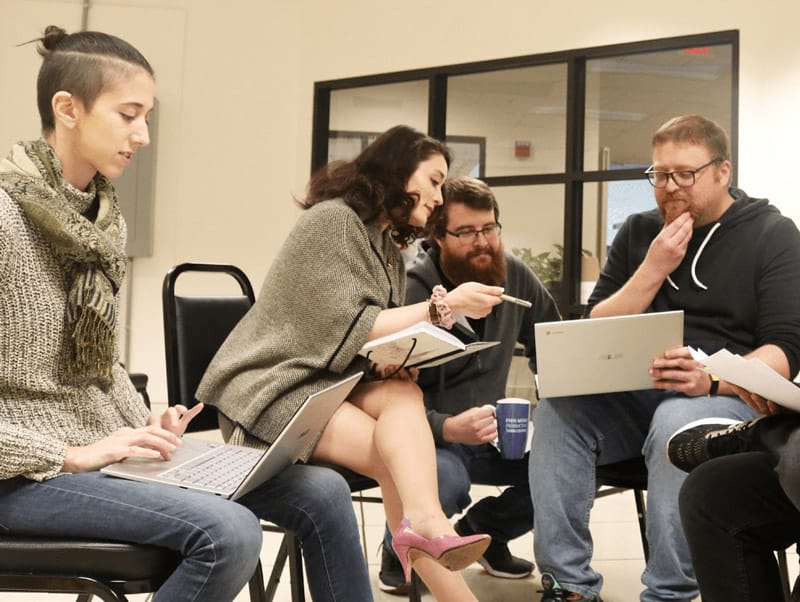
[40,25,68,52]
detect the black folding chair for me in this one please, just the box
[163,262,420,601]
[163,262,289,602]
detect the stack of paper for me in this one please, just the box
[692,347,800,411]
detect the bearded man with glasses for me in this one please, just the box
[531,114,800,602]
[376,176,561,595]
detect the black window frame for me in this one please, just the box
[311,30,739,316]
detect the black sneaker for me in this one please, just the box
[539,572,601,601]
[378,542,409,595]
[666,417,753,472]
[454,518,534,578]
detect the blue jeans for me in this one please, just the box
[0,464,373,602]
[239,463,373,601]
[530,391,758,602]
[383,444,531,550]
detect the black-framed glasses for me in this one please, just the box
[644,157,722,189]
[445,223,502,245]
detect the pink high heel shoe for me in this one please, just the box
[391,517,491,581]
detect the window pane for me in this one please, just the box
[328,81,428,162]
[447,65,568,177]
[446,135,485,178]
[582,179,657,299]
[497,184,565,299]
[585,44,732,170]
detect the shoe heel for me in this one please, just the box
[391,519,415,582]
[391,517,491,579]
[392,538,413,582]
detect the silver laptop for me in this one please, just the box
[534,311,684,398]
[101,372,363,500]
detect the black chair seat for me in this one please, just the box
[596,456,648,488]
[328,465,379,492]
[0,536,180,583]
[0,536,181,600]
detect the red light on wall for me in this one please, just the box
[514,140,531,158]
[683,47,709,55]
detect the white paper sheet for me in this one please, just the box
[696,348,800,412]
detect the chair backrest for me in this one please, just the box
[163,263,256,432]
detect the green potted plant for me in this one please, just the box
[512,244,592,284]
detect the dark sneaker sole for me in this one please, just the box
[378,580,409,595]
[477,556,533,578]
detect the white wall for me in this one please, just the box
[2,0,799,404]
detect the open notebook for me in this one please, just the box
[359,320,498,369]
[101,372,363,500]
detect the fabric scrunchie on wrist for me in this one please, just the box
[428,284,455,329]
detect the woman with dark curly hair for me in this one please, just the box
[199,125,503,601]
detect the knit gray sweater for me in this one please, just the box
[0,188,149,481]
[197,199,405,448]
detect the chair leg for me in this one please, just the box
[408,570,423,602]
[356,496,369,561]
[777,549,791,602]
[264,536,289,602]
[262,531,305,602]
[248,559,267,602]
[287,532,305,602]
[633,488,649,562]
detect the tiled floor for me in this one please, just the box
[6,480,795,601]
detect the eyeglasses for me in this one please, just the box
[445,223,502,245]
[644,157,722,189]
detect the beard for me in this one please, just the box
[440,242,507,287]
[658,194,693,224]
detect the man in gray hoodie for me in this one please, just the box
[378,176,561,594]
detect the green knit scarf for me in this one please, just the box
[0,139,126,389]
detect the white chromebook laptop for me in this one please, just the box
[534,311,684,398]
[101,372,363,500]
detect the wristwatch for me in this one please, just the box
[707,374,720,396]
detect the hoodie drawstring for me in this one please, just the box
[666,222,721,291]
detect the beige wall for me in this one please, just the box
[2,0,800,404]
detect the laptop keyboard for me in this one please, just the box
[159,444,264,491]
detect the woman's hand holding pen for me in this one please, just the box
[445,282,504,319]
